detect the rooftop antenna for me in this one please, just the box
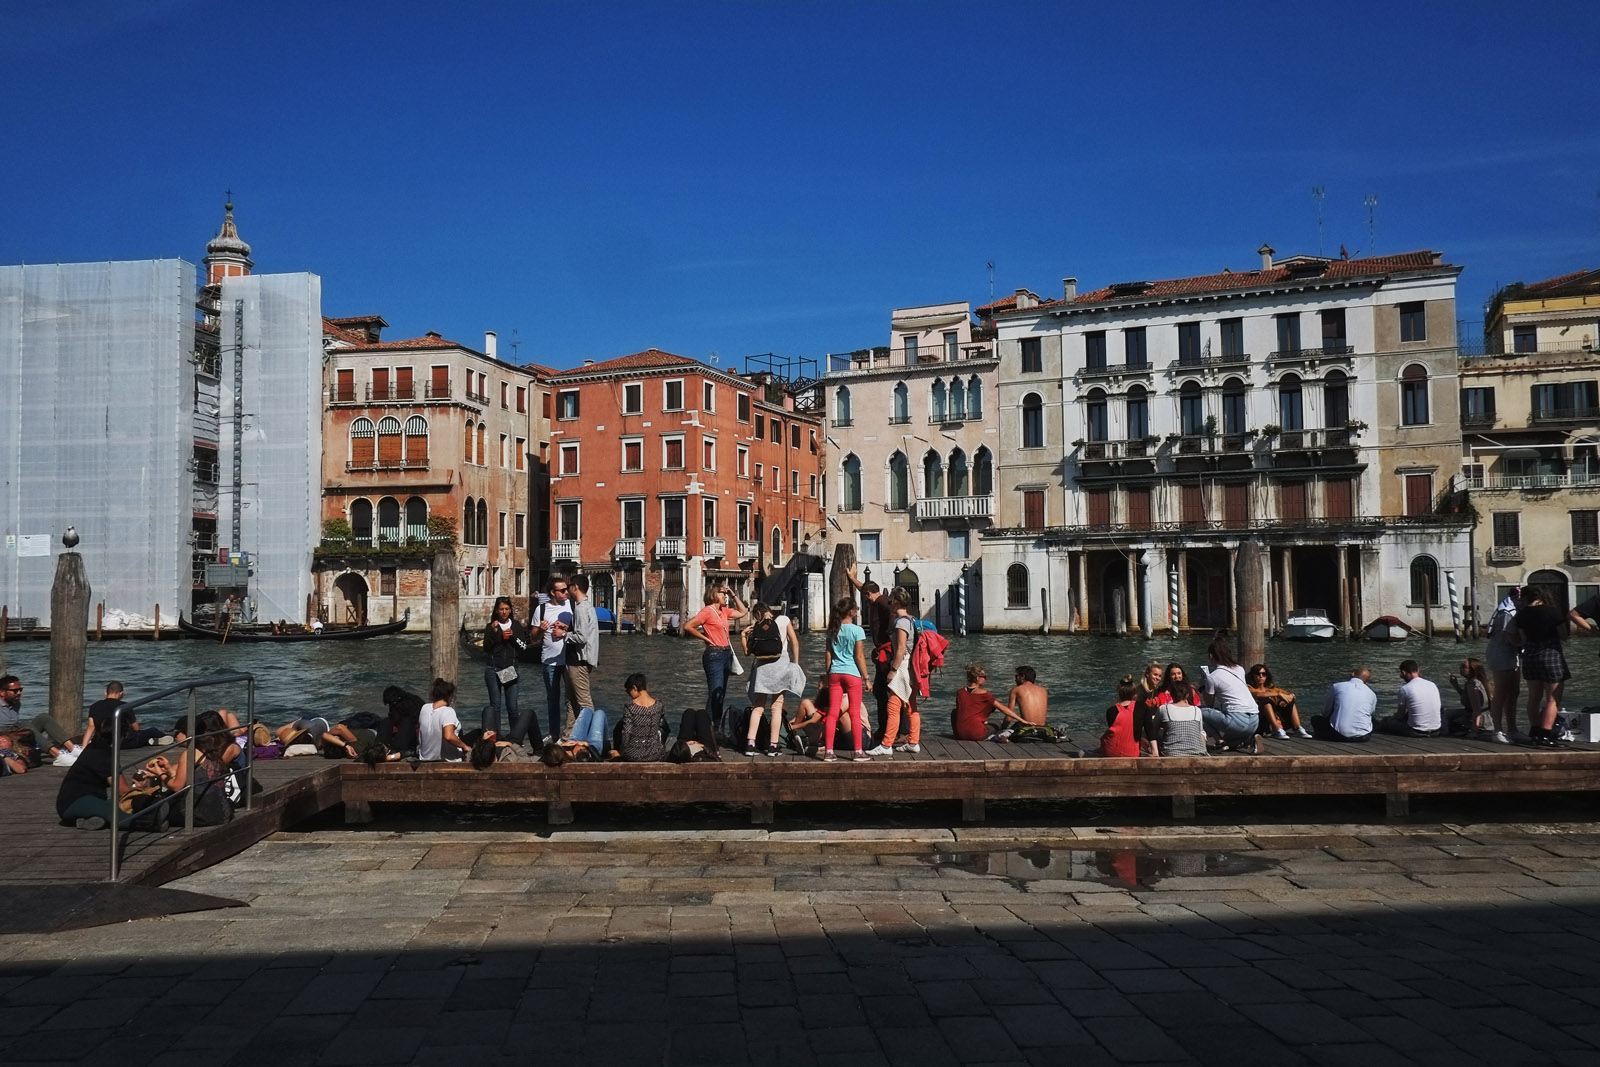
[1312,186,1325,256]
[1364,194,1379,255]
[986,261,995,301]
[509,328,521,361]
[708,351,720,365]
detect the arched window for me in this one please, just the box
[949,378,966,420]
[463,496,476,545]
[1086,388,1109,442]
[477,424,487,466]
[1401,363,1429,425]
[891,381,909,423]
[1277,373,1304,431]
[405,496,428,541]
[948,448,969,497]
[771,526,783,561]
[1527,568,1570,613]
[404,415,429,466]
[1006,563,1030,608]
[1222,377,1247,435]
[377,416,403,468]
[477,500,488,545]
[1409,555,1439,606]
[931,380,947,422]
[464,419,475,463]
[967,375,983,419]
[1126,385,1149,440]
[350,417,375,467]
[1324,370,1350,428]
[1179,380,1204,436]
[377,496,401,543]
[973,447,993,495]
[841,454,862,511]
[888,451,909,510]
[836,386,853,425]
[1022,393,1044,448]
[923,450,944,498]
[350,498,373,544]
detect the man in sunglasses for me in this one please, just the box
[0,675,78,762]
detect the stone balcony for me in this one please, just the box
[655,537,686,559]
[914,495,994,521]
[613,538,644,560]
[703,537,726,559]
[737,540,760,560]
[551,541,580,562]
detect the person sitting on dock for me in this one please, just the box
[1,732,28,776]
[617,673,670,762]
[1001,666,1049,739]
[1132,662,1172,755]
[0,675,78,761]
[788,684,862,756]
[1312,668,1376,742]
[1377,660,1443,737]
[419,679,471,762]
[953,664,1024,741]
[82,681,161,751]
[1247,665,1311,740]
[1100,675,1143,757]
[274,716,332,749]
[1447,658,1494,739]
[1197,635,1263,754]
[1154,680,1208,757]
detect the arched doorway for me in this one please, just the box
[1527,568,1569,613]
[894,566,921,617]
[332,571,370,625]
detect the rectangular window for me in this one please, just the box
[944,331,958,361]
[622,382,643,414]
[395,367,413,400]
[703,381,715,412]
[1021,337,1042,373]
[1514,326,1538,353]
[515,437,526,472]
[703,498,717,538]
[792,518,801,549]
[790,423,800,449]
[542,391,551,419]
[621,437,643,473]
[1401,372,1430,426]
[516,386,526,413]
[1086,489,1110,528]
[1573,511,1599,546]
[662,497,686,538]
[771,420,782,444]
[1023,490,1045,531]
[498,511,507,548]
[1177,322,1201,365]
[1404,472,1434,516]
[1275,313,1301,354]
[737,444,749,478]
[791,470,800,495]
[664,379,684,411]
[1126,487,1152,530]
[773,468,784,494]
[702,437,716,470]
[754,462,763,485]
[1532,380,1599,420]
[905,337,918,363]
[809,474,817,497]
[372,367,389,398]
[1321,308,1347,350]
[755,413,765,437]
[431,365,450,399]
[858,532,881,562]
[501,382,509,408]
[1222,390,1246,435]
[1324,478,1353,519]
[380,567,396,596]
[557,390,580,420]
[948,530,969,559]
[477,372,487,400]
[1085,331,1107,371]
[499,433,509,467]
[1493,512,1520,548]
[737,392,751,422]
[514,568,524,596]
[1224,483,1250,527]
[559,442,579,476]
[1219,318,1244,358]
[1279,481,1307,522]
[1124,327,1147,369]
[662,435,684,470]
[558,502,580,541]
[1399,302,1427,343]
[622,499,644,539]
[1461,387,1495,421]
[514,513,526,549]
[1181,485,1206,525]
[738,502,751,541]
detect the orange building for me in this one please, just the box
[544,350,825,628]
[315,324,548,628]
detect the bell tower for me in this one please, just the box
[203,197,253,286]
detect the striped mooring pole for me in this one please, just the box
[1446,570,1463,642]
[1169,563,1180,639]
[956,570,967,638]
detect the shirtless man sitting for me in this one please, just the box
[1002,666,1049,737]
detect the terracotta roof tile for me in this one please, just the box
[976,294,1018,313]
[337,332,479,353]
[321,317,367,345]
[1521,268,1600,295]
[550,348,704,377]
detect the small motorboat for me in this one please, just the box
[178,610,409,642]
[595,606,636,633]
[1282,608,1336,641]
[1363,615,1412,641]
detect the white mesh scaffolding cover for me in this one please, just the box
[217,273,323,624]
[0,260,195,624]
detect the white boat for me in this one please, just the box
[1362,615,1411,641]
[1283,608,1337,641]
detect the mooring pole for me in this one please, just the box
[50,540,90,735]
[432,548,460,686]
[1235,540,1265,669]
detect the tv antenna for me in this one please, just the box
[1364,194,1379,254]
[986,261,995,301]
[509,328,521,360]
[1312,187,1326,256]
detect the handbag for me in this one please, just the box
[729,650,745,677]
[496,665,519,685]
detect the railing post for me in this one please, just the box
[109,712,123,881]
[183,689,198,832]
[245,679,256,811]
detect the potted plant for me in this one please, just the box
[1261,423,1282,438]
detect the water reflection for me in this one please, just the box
[926,847,1276,889]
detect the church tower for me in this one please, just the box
[203,199,253,286]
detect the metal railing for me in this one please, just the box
[368,383,418,402]
[1170,352,1251,370]
[1487,545,1526,564]
[825,343,997,374]
[1078,361,1152,380]
[1530,406,1600,424]
[929,408,983,424]
[1468,471,1600,491]
[913,495,994,520]
[1460,338,1597,360]
[1266,344,1354,363]
[110,672,256,881]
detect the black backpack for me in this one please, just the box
[749,618,783,662]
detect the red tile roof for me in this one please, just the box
[976,294,1018,313]
[336,332,479,353]
[321,317,367,345]
[1521,268,1600,295]
[999,251,1450,314]
[550,348,704,377]
[325,314,389,327]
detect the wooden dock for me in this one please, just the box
[6,732,1600,892]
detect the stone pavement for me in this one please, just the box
[5,822,1600,1066]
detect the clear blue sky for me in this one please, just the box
[4,1,1597,370]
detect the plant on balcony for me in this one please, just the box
[1204,414,1218,438]
[427,514,458,546]
[1141,434,1161,446]
[1344,419,1368,434]
[1261,423,1282,438]
[1164,432,1182,442]
[322,517,352,542]
[1070,437,1086,449]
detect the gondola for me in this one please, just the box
[178,610,410,642]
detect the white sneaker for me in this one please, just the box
[866,744,893,757]
[1490,730,1511,744]
[895,742,921,753]
[1294,726,1312,739]
[1273,728,1289,740]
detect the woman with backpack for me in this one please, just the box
[741,601,804,756]
[868,587,922,756]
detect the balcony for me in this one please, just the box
[1266,344,1354,366]
[655,537,686,559]
[612,538,644,560]
[1530,406,1600,425]
[424,382,452,400]
[1487,545,1526,564]
[368,383,418,403]
[929,408,983,426]
[1460,411,1497,429]
[888,414,911,425]
[1272,428,1357,450]
[1570,544,1600,561]
[825,342,998,375]
[345,459,430,472]
[1077,361,1153,382]
[465,389,491,405]
[1169,352,1252,372]
[913,495,994,521]
[551,541,580,562]
[1469,472,1600,491]
[1082,439,1158,461]
[330,386,360,404]
[1460,338,1598,364]
[703,537,727,559]
[832,417,854,428]
[737,540,760,560]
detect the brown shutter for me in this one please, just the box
[405,418,428,466]
[1224,484,1249,527]
[351,424,375,467]
[378,426,403,467]
[1086,490,1110,528]
[335,369,354,403]
[1325,478,1352,519]
[1280,481,1307,521]
[1181,485,1205,525]
[1126,488,1151,530]
[1024,490,1045,530]
[372,368,389,400]
[1405,473,1433,516]
[396,367,414,401]
[431,365,449,398]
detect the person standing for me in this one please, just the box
[822,596,871,762]
[847,565,895,733]
[482,597,527,737]
[683,584,747,734]
[742,601,804,756]
[562,574,601,739]
[1516,585,1570,746]
[869,587,922,756]
[1485,589,1524,741]
[530,578,574,744]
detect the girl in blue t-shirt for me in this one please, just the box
[823,596,871,762]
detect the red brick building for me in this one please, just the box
[544,350,824,628]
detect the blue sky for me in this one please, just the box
[4,0,1597,370]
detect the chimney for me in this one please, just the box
[1014,287,1037,310]
[1063,277,1077,300]
[1258,244,1275,270]
[583,358,595,367]
[425,331,442,339]
[485,331,497,360]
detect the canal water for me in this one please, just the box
[3,629,1594,736]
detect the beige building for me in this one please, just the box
[1463,268,1600,613]
[824,302,997,627]
[980,248,1472,633]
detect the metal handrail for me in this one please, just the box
[109,672,256,882]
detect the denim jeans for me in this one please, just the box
[482,666,519,735]
[541,661,565,742]
[703,646,733,728]
[569,706,608,750]
[1200,707,1257,748]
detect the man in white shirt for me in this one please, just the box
[530,578,573,744]
[418,679,469,762]
[1377,660,1443,737]
[1312,668,1376,741]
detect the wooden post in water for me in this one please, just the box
[153,604,161,640]
[1422,573,1434,639]
[1235,540,1265,670]
[96,602,103,641]
[50,547,90,735]
[827,544,855,613]
[432,548,459,685]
